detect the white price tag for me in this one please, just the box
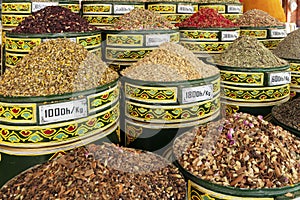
[227,5,242,13]
[32,2,59,12]
[270,29,287,38]
[39,99,88,125]
[114,5,135,14]
[177,5,194,14]
[268,71,291,86]
[182,84,213,104]
[221,31,239,41]
[145,34,170,46]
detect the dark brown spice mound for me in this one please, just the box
[273,28,300,60]
[0,143,186,199]
[12,6,98,34]
[272,97,300,131]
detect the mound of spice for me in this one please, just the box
[272,97,300,132]
[213,36,288,68]
[0,143,186,199]
[175,8,237,28]
[174,112,300,189]
[12,6,97,34]
[0,39,118,97]
[121,42,219,81]
[109,8,175,30]
[236,9,284,27]
[273,28,300,60]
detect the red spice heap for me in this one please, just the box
[176,8,238,28]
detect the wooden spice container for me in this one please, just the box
[3,30,102,71]
[101,29,180,71]
[121,74,221,154]
[198,2,243,21]
[218,64,291,116]
[0,80,121,187]
[240,26,287,50]
[146,1,198,24]
[1,0,80,28]
[179,27,240,57]
[81,1,146,28]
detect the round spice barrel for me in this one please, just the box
[121,74,221,154]
[3,30,102,71]
[0,80,121,187]
[101,29,180,71]
[81,1,146,28]
[1,0,80,28]
[178,27,240,57]
[198,2,243,21]
[240,26,287,50]
[218,64,291,116]
[146,1,198,24]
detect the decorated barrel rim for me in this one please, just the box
[217,64,290,87]
[178,27,239,55]
[121,73,220,123]
[280,58,300,94]
[101,28,180,67]
[0,121,120,188]
[146,1,198,24]
[4,30,102,69]
[221,13,242,21]
[172,130,300,200]
[1,0,80,27]
[239,26,287,40]
[198,2,243,14]
[81,1,146,27]
[178,27,240,42]
[0,79,120,148]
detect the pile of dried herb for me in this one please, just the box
[176,8,238,28]
[121,42,219,81]
[273,28,300,60]
[0,39,118,97]
[213,36,288,68]
[174,112,300,189]
[0,143,186,199]
[12,6,97,34]
[236,9,284,27]
[109,8,175,30]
